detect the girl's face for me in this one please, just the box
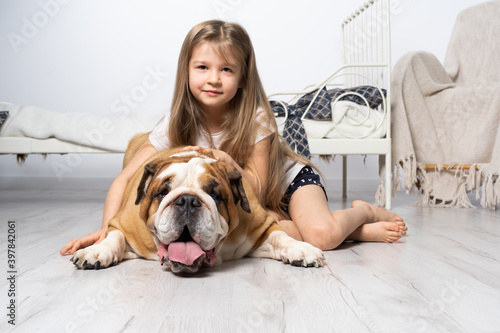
[188,43,242,117]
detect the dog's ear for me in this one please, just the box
[135,160,161,205]
[227,170,251,213]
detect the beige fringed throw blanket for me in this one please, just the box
[391,1,500,209]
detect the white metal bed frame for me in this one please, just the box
[268,0,392,208]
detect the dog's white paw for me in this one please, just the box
[72,244,117,269]
[71,230,125,270]
[251,231,325,268]
[280,240,325,268]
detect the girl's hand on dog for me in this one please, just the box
[180,146,237,167]
[60,229,106,255]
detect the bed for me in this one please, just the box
[0,102,160,155]
[268,0,392,208]
[0,0,392,207]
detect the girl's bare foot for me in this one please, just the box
[351,200,407,235]
[349,200,408,241]
[348,222,403,243]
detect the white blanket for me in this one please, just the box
[0,102,161,152]
[276,100,386,140]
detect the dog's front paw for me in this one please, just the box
[251,231,326,268]
[71,230,126,270]
[72,244,118,270]
[281,240,325,268]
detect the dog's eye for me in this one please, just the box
[204,179,222,203]
[155,179,171,200]
[210,190,222,203]
[156,189,168,199]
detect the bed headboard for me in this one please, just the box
[341,0,391,137]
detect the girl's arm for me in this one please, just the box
[240,136,270,201]
[60,141,159,255]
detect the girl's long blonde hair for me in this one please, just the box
[168,20,314,215]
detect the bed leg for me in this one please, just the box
[342,155,347,198]
[385,152,392,210]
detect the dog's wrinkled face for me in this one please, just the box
[135,151,250,273]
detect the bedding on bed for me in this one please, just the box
[0,102,161,152]
[271,86,387,158]
[0,111,8,127]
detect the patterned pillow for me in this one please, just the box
[0,111,8,128]
[328,86,386,110]
[271,85,386,121]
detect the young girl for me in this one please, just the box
[60,20,406,256]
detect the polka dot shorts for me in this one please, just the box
[281,166,327,214]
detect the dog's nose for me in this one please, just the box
[175,195,202,213]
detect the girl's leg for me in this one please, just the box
[277,185,406,251]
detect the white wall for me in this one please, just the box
[0,0,487,191]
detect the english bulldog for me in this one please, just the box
[72,145,325,273]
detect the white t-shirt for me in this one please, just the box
[149,109,303,189]
[149,109,271,151]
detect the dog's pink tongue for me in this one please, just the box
[167,241,205,265]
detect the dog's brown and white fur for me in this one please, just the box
[72,134,324,273]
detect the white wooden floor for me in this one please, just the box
[1,189,499,333]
